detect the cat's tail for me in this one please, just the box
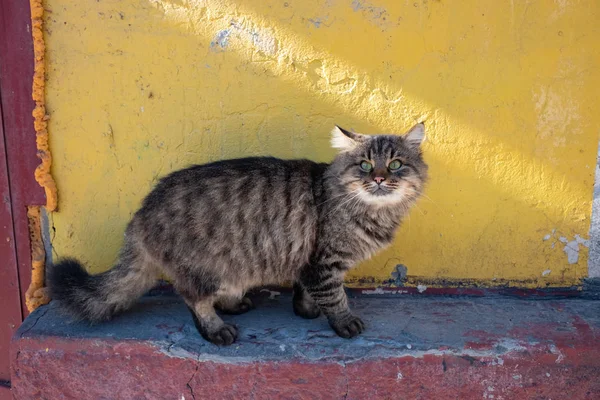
[48,247,159,322]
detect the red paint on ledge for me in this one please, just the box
[11,338,600,399]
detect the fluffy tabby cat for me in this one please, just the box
[49,123,428,345]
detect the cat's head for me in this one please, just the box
[329,123,428,207]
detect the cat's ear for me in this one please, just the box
[404,122,425,149]
[331,125,367,151]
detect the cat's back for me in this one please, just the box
[135,157,327,281]
[145,156,325,205]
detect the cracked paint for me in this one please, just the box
[362,288,409,295]
[561,235,590,265]
[210,29,230,49]
[543,231,590,265]
[390,263,408,285]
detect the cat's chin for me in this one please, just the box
[358,189,407,207]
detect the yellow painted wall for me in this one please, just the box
[45,0,600,287]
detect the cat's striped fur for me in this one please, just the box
[48,124,428,345]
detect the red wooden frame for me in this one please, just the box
[0,80,22,398]
[0,0,47,394]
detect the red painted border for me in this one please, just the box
[0,0,46,389]
[0,386,10,400]
[11,337,600,399]
[348,286,583,298]
[0,76,23,392]
[0,0,46,318]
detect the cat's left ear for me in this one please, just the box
[331,125,367,151]
[404,122,425,149]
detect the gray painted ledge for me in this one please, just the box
[18,292,600,363]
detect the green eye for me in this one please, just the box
[360,161,373,172]
[389,160,403,170]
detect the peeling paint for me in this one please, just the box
[362,287,385,295]
[542,269,551,277]
[417,285,427,293]
[361,288,409,295]
[210,29,230,49]
[543,231,590,265]
[390,264,408,285]
[308,17,328,28]
[559,236,568,244]
[562,235,590,265]
[308,18,322,28]
[549,344,565,364]
[351,0,392,29]
[214,21,278,56]
[490,357,504,366]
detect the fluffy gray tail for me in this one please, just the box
[48,257,158,322]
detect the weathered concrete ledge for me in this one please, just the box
[11,292,600,399]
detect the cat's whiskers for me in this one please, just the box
[402,187,437,206]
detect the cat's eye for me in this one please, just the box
[360,161,373,172]
[388,160,403,171]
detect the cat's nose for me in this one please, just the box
[374,176,385,184]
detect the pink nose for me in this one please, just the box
[374,177,385,184]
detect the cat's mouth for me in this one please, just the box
[356,182,407,206]
[353,182,406,206]
[365,183,399,197]
[370,186,390,196]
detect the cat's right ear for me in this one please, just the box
[331,125,367,152]
[404,122,426,149]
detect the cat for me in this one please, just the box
[48,123,428,345]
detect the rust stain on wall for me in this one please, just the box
[30,0,57,212]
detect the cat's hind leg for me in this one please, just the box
[215,295,254,315]
[185,296,238,345]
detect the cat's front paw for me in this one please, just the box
[204,324,238,346]
[330,315,365,338]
